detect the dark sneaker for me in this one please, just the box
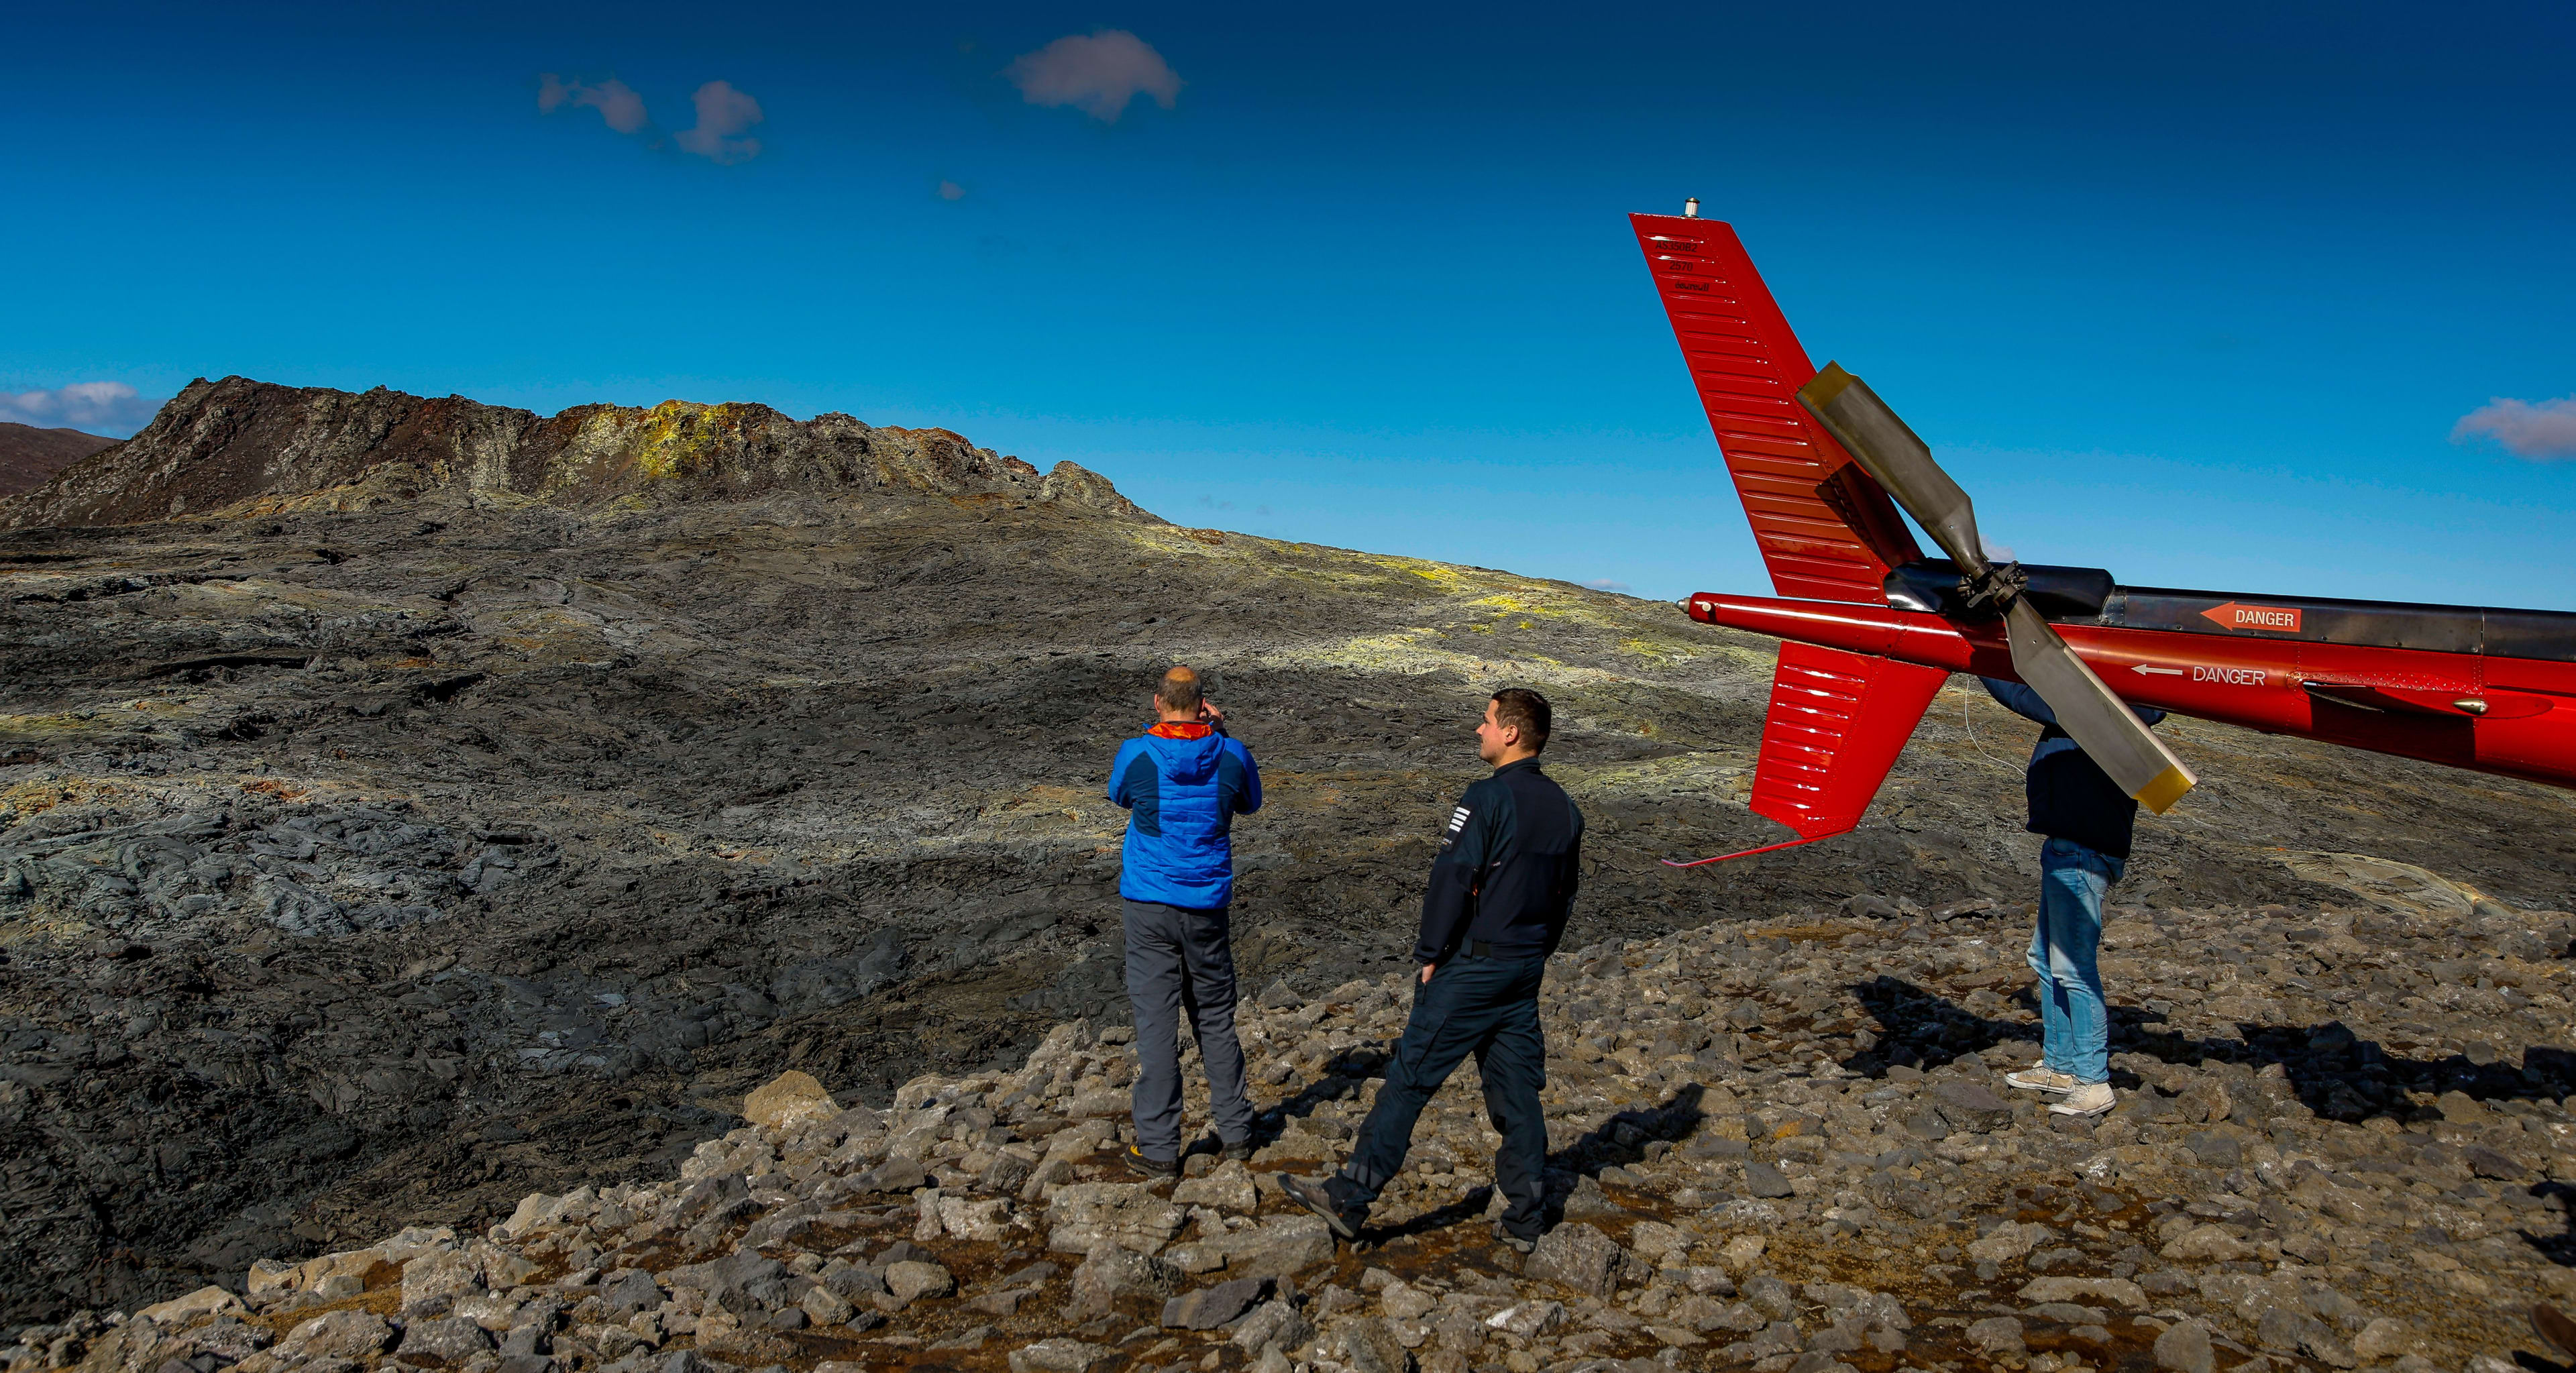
[1277,1173,1366,1240]
[1120,1145,1179,1178]
[2534,1303,2576,1359]
[1491,1220,1538,1254]
[1220,1138,1254,1164]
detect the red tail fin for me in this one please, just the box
[1631,214,1921,602]
[1666,644,1947,867]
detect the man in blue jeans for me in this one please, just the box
[1279,688,1584,1251]
[1978,677,2167,1117]
[1108,665,1262,1176]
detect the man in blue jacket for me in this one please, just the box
[1106,665,1263,1176]
[1979,676,2165,1119]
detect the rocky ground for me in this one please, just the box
[5,378,2576,1366]
[13,899,2576,1373]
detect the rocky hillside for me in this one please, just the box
[0,378,1152,529]
[0,423,118,499]
[13,897,2574,1373]
[3,378,2574,1343]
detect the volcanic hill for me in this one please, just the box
[4,378,2575,1355]
[0,422,120,500]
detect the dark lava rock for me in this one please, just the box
[1527,1223,1631,1297]
[1932,1081,2014,1133]
[1161,1277,1267,1330]
[1743,1161,1797,1198]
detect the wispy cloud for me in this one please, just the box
[2453,395,2576,460]
[1006,30,1181,122]
[538,74,649,134]
[674,80,763,164]
[539,74,763,164]
[936,179,967,201]
[1582,578,1633,594]
[0,382,163,437]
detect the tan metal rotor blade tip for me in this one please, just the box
[2133,764,2197,815]
[1801,362,1859,408]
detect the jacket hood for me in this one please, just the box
[1140,729,1226,784]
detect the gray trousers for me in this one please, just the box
[1122,898,1255,1160]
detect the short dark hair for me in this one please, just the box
[1491,688,1551,751]
[1156,666,1204,712]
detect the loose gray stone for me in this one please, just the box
[672,1172,751,1223]
[279,1311,392,1360]
[1743,1274,1799,1321]
[1010,1339,1112,1373]
[857,1156,928,1194]
[598,1269,664,1317]
[885,1260,954,1303]
[2463,1145,2530,1180]
[1066,1244,1183,1319]
[1743,1162,1796,1199]
[1526,1223,1632,1297]
[1161,1278,1267,1330]
[1339,1316,1410,1373]
[396,1317,493,1363]
[1932,1081,2013,1132]
[1966,1317,2026,1353]
[1232,1299,1318,1354]
[2155,1319,2216,1373]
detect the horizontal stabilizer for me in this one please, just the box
[1665,643,1946,867]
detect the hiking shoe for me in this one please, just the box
[1220,1138,1254,1164]
[1120,1145,1180,1178]
[2004,1066,2082,1095]
[2534,1303,2576,1358]
[1491,1221,1538,1254]
[2048,1082,2116,1117]
[1277,1173,1366,1240]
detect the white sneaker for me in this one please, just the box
[2004,1066,2080,1095]
[2049,1082,2116,1117]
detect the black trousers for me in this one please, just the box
[1122,898,1255,1160]
[1337,950,1550,1238]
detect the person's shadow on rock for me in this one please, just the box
[1844,974,2573,1122]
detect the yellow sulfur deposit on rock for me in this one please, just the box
[741,1069,838,1130]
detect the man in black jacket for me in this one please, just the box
[1978,676,2165,1118]
[1281,687,1584,1250]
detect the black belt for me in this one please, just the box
[1470,940,1495,957]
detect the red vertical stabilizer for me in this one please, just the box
[1631,214,1921,602]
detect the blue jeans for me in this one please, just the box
[1339,951,1550,1239]
[2031,838,2123,1085]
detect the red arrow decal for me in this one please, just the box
[2200,601,2303,633]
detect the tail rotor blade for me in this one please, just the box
[1796,361,2196,814]
[2003,600,2198,813]
[1797,363,1987,573]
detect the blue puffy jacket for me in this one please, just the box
[1108,722,1263,909]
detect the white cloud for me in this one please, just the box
[0,382,163,437]
[674,80,763,164]
[1582,578,1633,594]
[1006,30,1181,123]
[2453,395,2576,460]
[539,74,649,134]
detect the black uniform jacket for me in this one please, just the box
[1413,758,1587,964]
[1978,676,2165,860]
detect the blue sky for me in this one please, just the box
[7,1,2573,608]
